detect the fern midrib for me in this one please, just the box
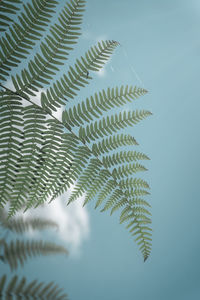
[0,0,52,71]
[18,0,83,94]
[0,85,151,259]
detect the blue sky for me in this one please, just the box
[1,0,200,299]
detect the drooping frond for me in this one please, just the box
[0,0,59,81]
[0,0,152,261]
[0,275,68,299]
[0,208,58,234]
[0,85,152,259]
[1,239,68,270]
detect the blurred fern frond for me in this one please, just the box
[0,208,58,234]
[1,239,68,270]
[0,275,69,299]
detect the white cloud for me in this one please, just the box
[23,190,90,257]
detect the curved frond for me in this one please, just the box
[0,84,152,260]
[0,0,152,261]
[0,275,68,299]
[2,239,68,270]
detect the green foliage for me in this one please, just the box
[0,0,152,260]
[0,274,68,299]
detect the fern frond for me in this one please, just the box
[0,209,58,233]
[62,86,148,128]
[83,169,110,206]
[2,239,68,270]
[0,92,23,208]
[11,0,86,100]
[7,105,48,216]
[102,150,149,168]
[79,110,152,143]
[95,179,116,209]
[68,158,102,203]
[0,84,152,260]
[0,0,21,32]
[41,40,119,110]
[92,133,138,155]
[0,0,152,260]
[112,162,148,179]
[101,189,124,212]
[123,212,152,261]
[22,119,70,210]
[0,275,68,299]
[32,133,78,207]
[0,0,58,81]
[49,144,91,203]
[119,177,150,190]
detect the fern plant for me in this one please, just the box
[0,208,68,299]
[0,0,152,261]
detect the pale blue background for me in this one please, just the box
[1,0,200,299]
